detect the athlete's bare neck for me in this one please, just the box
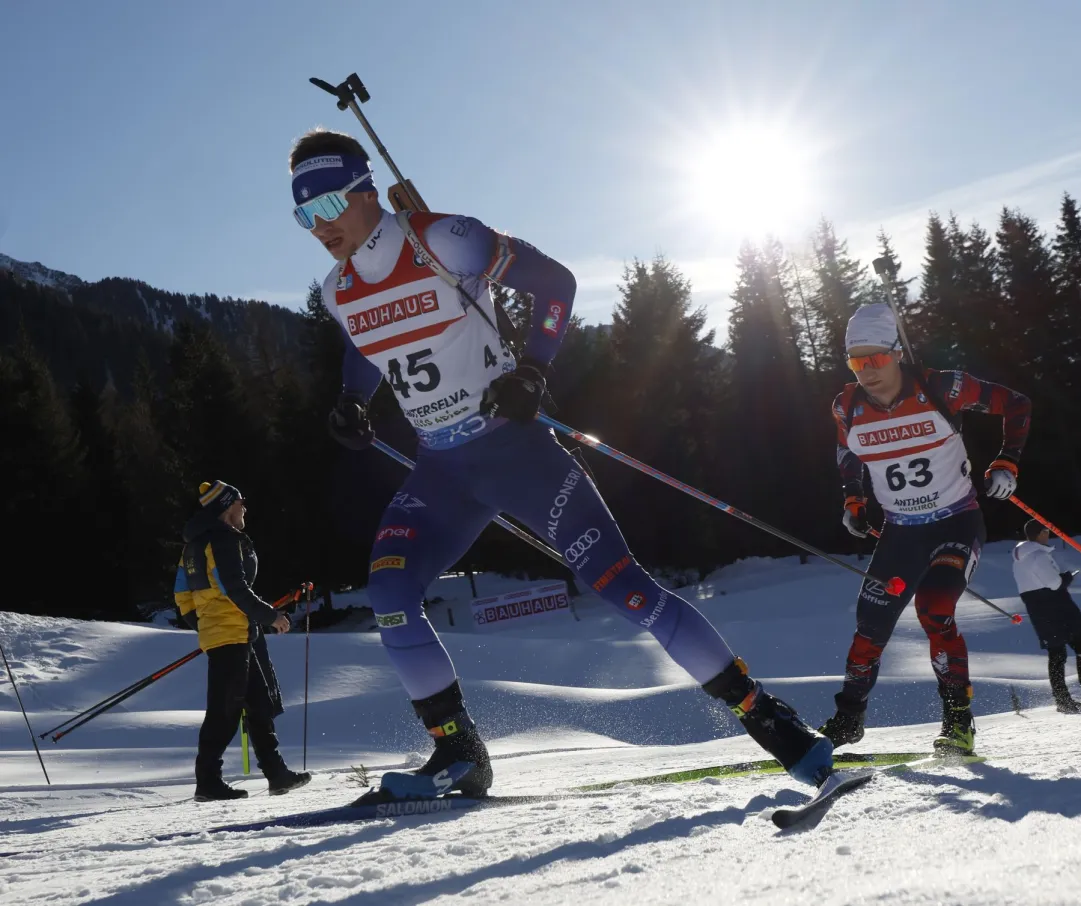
[863,372,905,409]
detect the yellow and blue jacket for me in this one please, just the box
[173,509,278,652]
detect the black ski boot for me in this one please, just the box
[194,777,249,802]
[268,768,312,795]
[406,680,492,797]
[819,698,866,747]
[1049,649,1080,713]
[933,685,976,755]
[1054,696,1081,714]
[704,657,834,786]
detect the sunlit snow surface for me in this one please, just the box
[3,538,1080,905]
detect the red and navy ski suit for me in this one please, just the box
[832,366,1031,710]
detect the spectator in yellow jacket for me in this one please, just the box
[174,480,310,801]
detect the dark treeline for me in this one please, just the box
[3,192,1080,620]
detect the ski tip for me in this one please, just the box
[770,769,875,830]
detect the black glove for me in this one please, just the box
[480,358,548,423]
[182,611,199,631]
[328,391,374,450]
[1061,571,1076,589]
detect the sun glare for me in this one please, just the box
[677,123,817,237]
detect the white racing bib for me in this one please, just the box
[847,409,975,524]
[325,211,515,449]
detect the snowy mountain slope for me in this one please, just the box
[2,537,1080,904]
[0,253,84,294]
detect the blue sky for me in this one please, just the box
[2,1,1079,342]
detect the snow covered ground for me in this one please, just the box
[3,537,1080,905]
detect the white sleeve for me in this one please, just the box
[1033,549,1064,591]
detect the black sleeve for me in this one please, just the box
[210,535,279,627]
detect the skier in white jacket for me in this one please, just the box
[1011,519,1081,713]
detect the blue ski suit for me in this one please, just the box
[322,208,734,699]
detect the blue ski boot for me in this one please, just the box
[704,657,834,786]
[374,680,493,801]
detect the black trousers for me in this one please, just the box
[839,509,986,709]
[1021,587,1081,703]
[1020,587,1081,649]
[195,641,286,783]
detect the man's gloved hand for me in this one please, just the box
[842,496,870,538]
[480,358,548,423]
[1061,570,1077,589]
[328,392,374,451]
[984,458,1018,500]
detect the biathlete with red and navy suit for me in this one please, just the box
[287,126,836,799]
[820,303,1032,755]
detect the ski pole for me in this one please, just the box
[44,588,301,740]
[1,641,50,784]
[240,709,250,775]
[302,584,311,771]
[45,586,308,743]
[39,651,193,738]
[866,527,1022,622]
[41,649,203,741]
[372,439,566,565]
[536,414,907,597]
[1009,496,1081,555]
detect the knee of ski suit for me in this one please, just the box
[543,460,732,684]
[914,543,975,638]
[365,537,457,700]
[914,581,963,639]
[569,542,733,683]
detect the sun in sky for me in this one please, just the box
[669,118,822,240]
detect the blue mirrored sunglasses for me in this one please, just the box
[292,174,373,229]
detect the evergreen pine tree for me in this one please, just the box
[1051,193,1081,389]
[68,375,135,618]
[807,219,872,379]
[161,319,265,489]
[869,230,911,314]
[603,256,723,570]
[0,330,88,615]
[994,207,1060,383]
[727,240,826,551]
[113,353,188,607]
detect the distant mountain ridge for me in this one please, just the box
[0,252,307,394]
[0,252,85,294]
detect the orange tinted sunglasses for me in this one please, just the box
[847,351,896,372]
